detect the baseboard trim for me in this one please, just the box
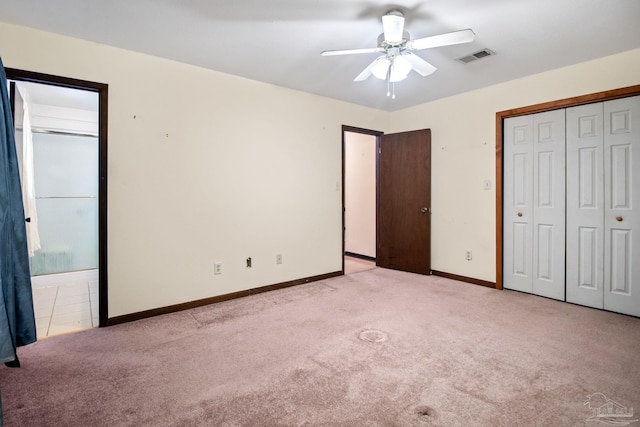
[107,271,343,326]
[345,252,376,262]
[431,270,496,289]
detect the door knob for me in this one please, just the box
[517,212,523,217]
[616,216,623,222]
[420,207,430,214]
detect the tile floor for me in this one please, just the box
[31,269,99,339]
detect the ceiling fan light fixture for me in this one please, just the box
[371,57,390,80]
[371,56,411,82]
[321,9,474,99]
[382,10,405,44]
[391,56,412,81]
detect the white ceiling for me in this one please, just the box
[2,0,639,112]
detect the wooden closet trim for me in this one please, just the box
[495,84,640,290]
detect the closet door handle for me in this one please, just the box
[616,216,623,222]
[517,212,523,217]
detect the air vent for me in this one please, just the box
[458,48,495,63]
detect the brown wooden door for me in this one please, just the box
[377,129,431,274]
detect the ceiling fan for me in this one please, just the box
[321,10,475,98]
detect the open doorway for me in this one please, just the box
[7,68,108,334]
[342,126,432,276]
[342,126,381,275]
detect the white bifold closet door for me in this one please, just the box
[503,109,566,300]
[566,96,640,317]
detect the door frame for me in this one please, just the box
[341,125,383,273]
[495,84,640,290]
[7,67,109,327]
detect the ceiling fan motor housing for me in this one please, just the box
[377,32,410,49]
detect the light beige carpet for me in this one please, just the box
[1,268,638,426]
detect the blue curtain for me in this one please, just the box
[0,56,37,425]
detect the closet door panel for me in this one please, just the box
[532,110,565,300]
[603,95,640,317]
[566,103,605,309]
[503,116,533,293]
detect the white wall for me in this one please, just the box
[344,131,376,258]
[389,48,640,282]
[0,22,388,318]
[2,21,639,316]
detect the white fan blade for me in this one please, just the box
[354,56,385,82]
[403,52,437,77]
[409,29,475,50]
[321,47,383,56]
[382,10,405,44]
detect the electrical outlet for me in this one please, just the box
[246,257,252,268]
[465,250,472,261]
[276,254,283,264]
[214,262,222,275]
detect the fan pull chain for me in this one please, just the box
[386,60,396,99]
[386,63,391,97]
